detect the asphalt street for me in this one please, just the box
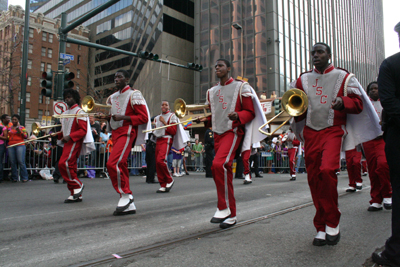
[0,171,391,267]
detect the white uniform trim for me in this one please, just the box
[116,125,132,194]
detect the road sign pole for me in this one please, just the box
[57,12,68,101]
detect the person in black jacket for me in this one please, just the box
[204,127,214,178]
[372,21,400,267]
[145,117,157,183]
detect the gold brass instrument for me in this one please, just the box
[52,95,111,119]
[32,122,61,135]
[7,131,61,148]
[142,98,210,133]
[259,88,308,136]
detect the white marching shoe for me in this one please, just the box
[116,194,134,212]
[243,174,252,185]
[210,208,231,223]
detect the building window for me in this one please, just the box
[47,63,52,72]
[77,55,81,64]
[39,95,43,104]
[78,45,81,50]
[48,34,53,43]
[66,67,70,72]
[67,43,71,47]
[38,110,43,118]
[26,109,30,118]
[42,32,47,41]
[76,85,80,91]
[27,77,31,86]
[28,60,32,69]
[40,62,45,72]
[29,44,33,53]
[18,92,21,101]
[29,28,34,38]
[26,93,31,102]
[41,47,46,57]
[77,69,80,78]
[48,49,53,58]
[45,98,50,105]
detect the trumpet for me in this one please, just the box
[142,98,210,133]
[52,95,111,119]
[259,88,308,136]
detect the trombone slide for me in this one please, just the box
[142,115,209,133]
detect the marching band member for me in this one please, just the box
[153,101,188,193]
[290,43,381,246]
[57,89,95,203]
[282,128,300,181]
[100,70,151,216]
[197,58,266,229]
[362,81,392,211]
[345,147,363,192]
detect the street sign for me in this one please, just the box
[260,101,272,114]
[60,53,74,61]
[63,59,71,65]
[53,101,68,115]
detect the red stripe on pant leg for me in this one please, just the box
[212,131,242,217]
[242,150,250,175]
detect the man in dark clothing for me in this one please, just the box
[145,117,157,183]
[204,127,215,178]
[372,21,400,267]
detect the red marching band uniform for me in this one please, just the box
[282,131,300,179]
[153,111,177,192]
[58,104,95,202]
[205,77,266,228]
[106,85,151,215]
[345,148,363,191]
[291,64,382,244]
[361,98,392,210]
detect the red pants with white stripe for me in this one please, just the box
[242,149,251,175]
[59,140,84,195]
[363,138,392,204]
[303,125,345,232]
[107,126,136,195]
[212,131,243,218]
[288,147,298,177]
[156,137,174,187]
[345,148,362,188]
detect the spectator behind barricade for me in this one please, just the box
[88,116,101,178]
[7,114,29,183]
[183,141,191,173]
[99,123,111,178]
[0,121,8,183]
[192,139,203,172]
[171,146,182,177]
[0,114,11,181]
[106,135,113,154]
[25,135,43,179]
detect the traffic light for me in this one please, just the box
[41,71,53,97]
[64,72,75,89]
[274,99,281,115]
[187,62,203,71]
[138,51,159,60]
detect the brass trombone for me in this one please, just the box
[32,122,61,135]
[52,95,111,119]
[142,98,210,133]
[259,88,308,136]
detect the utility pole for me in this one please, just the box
[20,0,31,126]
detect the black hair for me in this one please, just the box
[12,114,20,121]
[313,42,331,55]
[215,58,231,68]
[63,88,81,105]
[116,69,130,78]
[366,81,378,95]
[1,114,9,120]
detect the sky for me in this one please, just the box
[8,0,400,57]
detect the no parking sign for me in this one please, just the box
[53,101,68,115]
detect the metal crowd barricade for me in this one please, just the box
[258,150,306,173]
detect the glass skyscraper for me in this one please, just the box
[195,0,385,102]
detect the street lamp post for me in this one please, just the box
[232,23,243,77]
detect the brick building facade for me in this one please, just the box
[0,5,89,123]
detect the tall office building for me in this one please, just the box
[36,0,196,114]
[0,0,7,11]
[195,0,385,102]
[30,0,49,12]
